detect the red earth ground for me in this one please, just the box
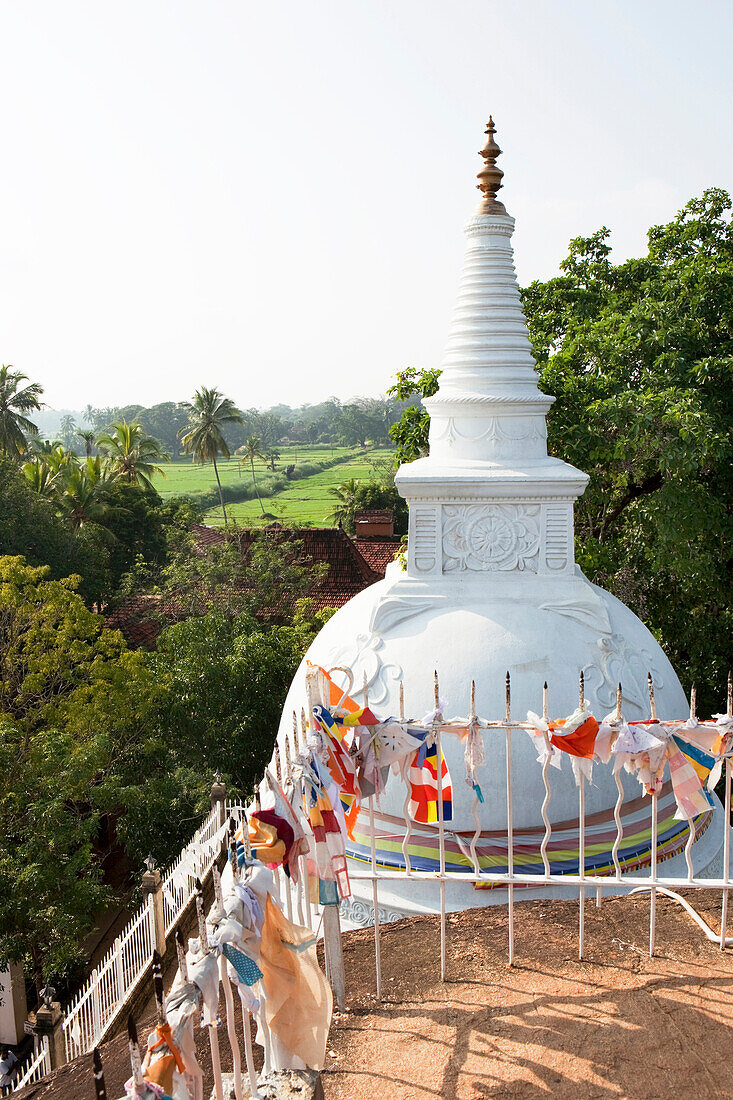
[16,890,733,1099]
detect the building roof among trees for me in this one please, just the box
[106,523,400,647]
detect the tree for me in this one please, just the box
[237,436,266,516]
[325,477,361,532]
[0,557,155,991]
[56,456,114,530]
[59,414,77,450]
[0,365,44,458]
[178,387,243,524]
[265,447,280,472]
[386,366,441,464]
[96,420,170,489]
[352,479,408,536]
[0,455,110,605]
[77,428,96,457]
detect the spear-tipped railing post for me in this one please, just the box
[505,671,515,966]
[722,671,733,949]
[647,674,659,956]
[578,670,586,959]
[92,1047,107,1100]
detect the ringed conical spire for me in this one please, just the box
[395,116,589,580]
[476,117,506,214]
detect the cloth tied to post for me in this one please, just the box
[526,705,599,784]
[186,939,221,1027]
[456,718,485,802]
[257,894,333,1070]
[163,979,203,1097]
[122,1081,171,1099]
[301,757,351,902]
[248,809,293,868]
[141,1023,186,1100]
[603,719,715,820]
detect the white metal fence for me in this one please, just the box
[11,1036,50,1093]
[265,669,733,1003]
[62,801,231,1062]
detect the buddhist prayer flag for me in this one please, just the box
[408,735,453,824]
[311,704,360,837]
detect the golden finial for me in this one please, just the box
[476,116,506,214]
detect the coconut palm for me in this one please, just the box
[22,456,60,499]
[56,457,112,529]
[96,420,169,490]
[178,387,243,524]
[59,414,77,450]
[28,436,63,456]
[77,428,96,457]
[237,436,266,516]
[0,365,44,458]
[325,477,361,532]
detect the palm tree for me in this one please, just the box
[59,414,77,450]
[28,436,63,456]
[83,403,96,426]
[237,436,266,516]
[22,456,60,499]
[265,446,280,472]
[96,420,169,490]
[0,365,44,458]
[56,457,112,529]
[178,387,243,524]
[77,428,96,457]
[325,477,361,532]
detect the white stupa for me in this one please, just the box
[276,119,723,923]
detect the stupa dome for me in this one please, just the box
[274,119,723,920]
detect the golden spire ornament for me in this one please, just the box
[476,116,506,214]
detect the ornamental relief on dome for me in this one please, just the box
[442,504,541,572]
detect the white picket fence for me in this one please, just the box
[62,801,233,1063]
[11,1037,50,1093]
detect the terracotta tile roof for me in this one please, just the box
[189,523,226,547]
[354,509,394,521]
[353,537,401,575]
[104,524,384,646]
[232,525,381,610]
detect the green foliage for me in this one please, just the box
[324,477,361,532]
[179,387,244,523]
[96,420,170,489]
[521,189,733,712]
[111,600,330,866]
[237,436,267,516]
[353,480,408,535]
[387,366,441,464]
[0,557,156,989]
[0,454,111,605]
[0,365,43,458]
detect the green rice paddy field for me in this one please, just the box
[153,444,395,527]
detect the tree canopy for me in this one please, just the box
[0,365,43,458]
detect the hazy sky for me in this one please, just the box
[2,1,730,412]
